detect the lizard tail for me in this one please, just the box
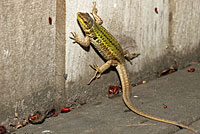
[116,64,197,133]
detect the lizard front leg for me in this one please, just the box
[88,60,119,84]
[91,2,103,25]
[70,32,90,47]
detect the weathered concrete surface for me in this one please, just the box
[65,0,200,107]
[1,0,200,130]
[13,64,200,134]
[0,0,65,126]
[169,0,200,67]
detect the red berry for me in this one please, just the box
[155,8,158,14]
[53,113,58,117]
[61,107,70,113]
[0,126,7,134]
[29,116,36,121]
[163,105,167,109]
[49,17,52,25]
[187,68,195,72]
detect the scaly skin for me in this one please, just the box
[70,2,197,133]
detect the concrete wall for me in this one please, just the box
[0,0,65,125]
[65,0,200,105]
[0,0,199,126]
[169,0,200,66]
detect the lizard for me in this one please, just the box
[70,2,197,133]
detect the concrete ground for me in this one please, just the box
[12,64,200,134]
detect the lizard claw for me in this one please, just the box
[90,64,99,70]
[92,2,97,15]
[89,64,101,76]
[88,64,102,85]
[69,32,79,43]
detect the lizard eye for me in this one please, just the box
[82,18,87,23]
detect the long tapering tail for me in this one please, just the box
[116,63,197,133]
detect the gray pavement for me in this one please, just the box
[13,64,200,134]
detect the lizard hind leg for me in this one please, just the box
[123,50,140,64]
[88,60,119,85]
[87,65,101,85]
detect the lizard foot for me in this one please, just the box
[88,64,102,85]
[91,2,103,25]
[92,2,97,15]
[70,32,79,44]
[123,50,140,64]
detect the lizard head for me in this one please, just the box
[77,12,93,33]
